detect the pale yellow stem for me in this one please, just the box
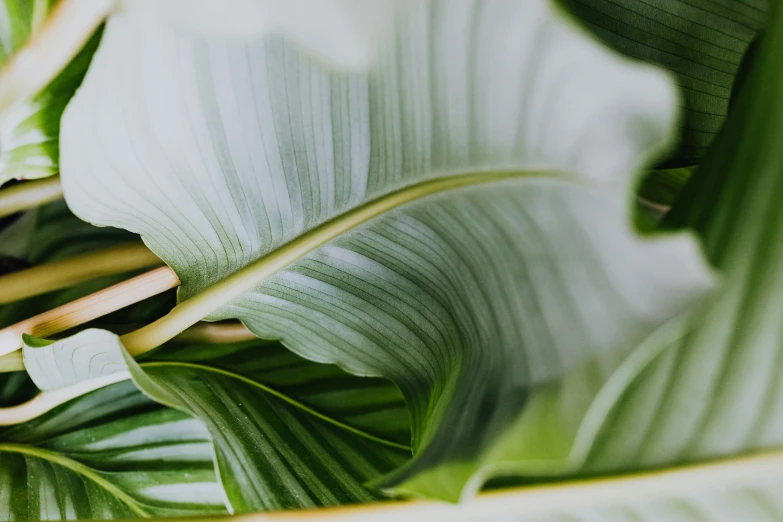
[0,351,22,372]
[169,321,256,344]
[0,322,256,374]
[0,242,163,304]
[0,0,114,112]
[0,176,63,218]
[0,266,179,357]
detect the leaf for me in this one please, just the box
[0,380,227,520]
[60,0,715,501]
[638,167,694,208]
[23,331,413,512]
[582,0,783,477]
[561,0,768,166]
[0,0,100,186]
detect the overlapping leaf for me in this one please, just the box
[0,381,226,520]
[562,0,768,166]
[0,0,100,185]
[22,333,412,513]
[60,0,715,501]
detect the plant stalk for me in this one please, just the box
[0,242,163,304]
[0,321,256,374]
[0,0,114,113]
[0,176,63,218]
[0,266,179,357]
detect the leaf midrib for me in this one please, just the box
[0,442,149,517]
[121,169,571,355]
[140,360,412,452]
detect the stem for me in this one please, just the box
[0,242,162,304]
[0,0,114,112]
[0,176,63,218]
[169,321,256,344]
[0,351,22,373]
[0,266,179,357]
[0,322,256,374]
[120,171,549,355]
[30,0,50,35]
[0,372,129,426]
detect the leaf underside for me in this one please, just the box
[59,0,715,501]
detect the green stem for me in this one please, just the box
[0,175,62,218]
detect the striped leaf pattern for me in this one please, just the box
[136,341,412,512]
[60,0,716,501]
[0,381,226,520]
[0,0,99,185]
[562,0,768,165]
[20,331,413,513]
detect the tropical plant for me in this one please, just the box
[0,0,779,520]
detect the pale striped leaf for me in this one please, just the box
[60,0,716,501]
[0,381,226,520]
[562,0,768,165]
[0,0,99,185]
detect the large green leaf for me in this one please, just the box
[582,0,783,476]
[0,380,226,520]
[22,332,412,512]
[60,0,716,501]
[0,0,100,186]
[561,0,768,166]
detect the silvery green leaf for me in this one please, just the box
[60,0,715,501]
